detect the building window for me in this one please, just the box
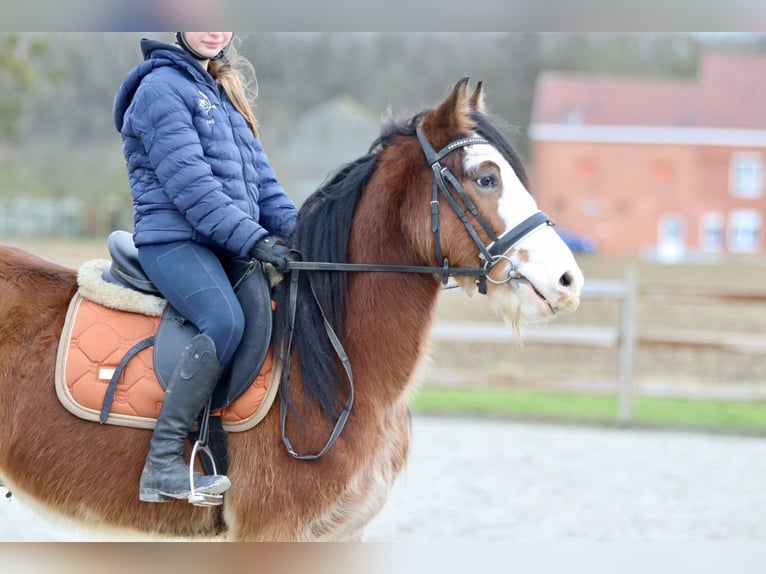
[728,210,762,253]
[699,212,724,253]
[563,108,584,125]
[657,213,686,262]
[729,153,763,198]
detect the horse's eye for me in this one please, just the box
[474,173,498,191]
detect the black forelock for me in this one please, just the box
[369,110,428,153]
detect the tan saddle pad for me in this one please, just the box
[55,292,278,433]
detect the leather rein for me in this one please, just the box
[279,128,553,460]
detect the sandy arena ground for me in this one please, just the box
[2,415,764,542]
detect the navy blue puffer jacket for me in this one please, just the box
[113,39,297,257]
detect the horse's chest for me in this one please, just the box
[309,411,410,541]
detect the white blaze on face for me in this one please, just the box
[463,143,583,324]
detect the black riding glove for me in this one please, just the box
[249,236,294,272]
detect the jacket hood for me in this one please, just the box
[113,38,213,132]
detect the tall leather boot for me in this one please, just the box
[139,334,231,503]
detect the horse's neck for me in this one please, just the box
[346,272,439,403]
[346,171,440,402]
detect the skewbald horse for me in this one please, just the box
[0,79,583,541]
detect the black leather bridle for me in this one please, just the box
[414,128,554,294]
[280,129,555,460]
[285,128,554,294]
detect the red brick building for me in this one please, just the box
[529,51,766,259]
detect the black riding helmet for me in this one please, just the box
[174,32,233,61]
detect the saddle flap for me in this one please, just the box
[154,258,273,412]
[214,258,274,410]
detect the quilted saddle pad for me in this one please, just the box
[55,292,278,433]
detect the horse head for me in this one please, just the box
[407,77,584,326]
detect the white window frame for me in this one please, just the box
[729,152,764,199]
[699,212,724,253]
[727,210,762,254]
[657,213,687,262]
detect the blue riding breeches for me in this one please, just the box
[138,241,245,367]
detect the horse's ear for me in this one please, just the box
[420,77,475,149]
[469,81,485,113]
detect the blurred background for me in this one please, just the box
[2,32,766,431]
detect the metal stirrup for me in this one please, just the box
[187,399,223,507]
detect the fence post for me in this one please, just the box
[617,266,638,423]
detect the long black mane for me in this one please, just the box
[273,153,378,417]
[273,108,528,419]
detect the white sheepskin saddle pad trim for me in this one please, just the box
[77,259,167,317]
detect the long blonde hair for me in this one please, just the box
[208,43,259,138]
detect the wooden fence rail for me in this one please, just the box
[431,267,766,422]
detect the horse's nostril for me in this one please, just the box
[560,271,573,289]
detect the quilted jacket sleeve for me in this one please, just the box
[131,81,268,256]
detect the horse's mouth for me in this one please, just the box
[511,277,557,315]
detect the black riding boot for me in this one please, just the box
[139,334,231,503]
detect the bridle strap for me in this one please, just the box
[430,168,495,264]
[285,260,485,276]
[416,129,499,274]
[283,211,551,280]
[280,269,354,460]
[414,128,555,289]
[483,211,554,262]
[430,175,444,268]
[416,128,488,165]
[440,167,499,242]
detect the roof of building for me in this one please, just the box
[531,51,766,131]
